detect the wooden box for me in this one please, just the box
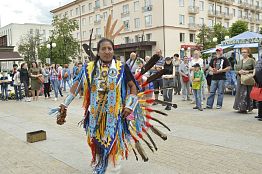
[26,130,46,143]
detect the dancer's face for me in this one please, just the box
[98,41,114,63]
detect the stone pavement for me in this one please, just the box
[0,93,262,174]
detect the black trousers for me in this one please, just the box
[44,82,50,97]
[258,101,262,117]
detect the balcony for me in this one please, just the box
[121,12,130,18]
[223,0,233,5]
[242,16,249,22]
[188,23,199,31]
[208,10,216,17]
[94,20,101,25]
[188,6,199,14]
[256,18,262,24]
[215,11,224,18]
[93,5,100,10]
[224,13,233,19]
[243,2,251,9]
[142,5,153,12]
[249,17,256,23]
[209,0,222,2]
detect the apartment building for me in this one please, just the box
[0,23,53,51]
[51,0,262,58]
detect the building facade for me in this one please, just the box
[51,0,262,58]
[0,23,53,51]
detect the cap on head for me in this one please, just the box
[165,57,172,61]
[193,63,201,68]
[216,48,223,52]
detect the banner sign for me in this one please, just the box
[222,38,262,45]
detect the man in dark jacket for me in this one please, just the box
[254,59,262,121]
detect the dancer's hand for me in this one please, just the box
[122,108,132,118]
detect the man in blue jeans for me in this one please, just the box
[206,48,230,109]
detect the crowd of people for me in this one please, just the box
[0,47,261,120]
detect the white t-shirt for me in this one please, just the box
[189,58,204,68]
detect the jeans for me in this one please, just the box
[206,80,225,108]
[226,70,237,94]
[22,81,29,97]
[1,85,8,100]
[63,79,72,91]
[163,78,174,102]
[50,80,59,98]
[58,80,63,96]
[14,85,22,100]
[193,89,202,108]
[43,82,50,97]
[180,77,190,100]
[174,74,181,94]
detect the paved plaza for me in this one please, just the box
[0,93,262,174]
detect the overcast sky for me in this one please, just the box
[0,0,73,27]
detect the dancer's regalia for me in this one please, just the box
[50,15,176,174]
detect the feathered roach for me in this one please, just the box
[141,69,166,87]
[146,122,167,141]
[142,127,158,151]
[145,114,171,131]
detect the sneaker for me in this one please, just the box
[205,106,212,109]
[182,98,186,101]
[216,106,222,109]
[53,98,58,101]
[193,106,198,109]
[187,98,192,101]
[190,101,195,104]
[258,118,262,121]
[198,108,203,111]
[165,106,171,110]
[152,102,158,105]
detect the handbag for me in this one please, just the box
[250,85,262,101]
[240,73,255,86]
[192,81,201,90]
[182,75,189,82]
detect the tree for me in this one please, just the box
[213,23,229,44]
[50,16,79,64]
[196,25,216,50]
[229,20,248,37]
[18,34,41,64]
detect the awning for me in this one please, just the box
[203,45,234,54]
[233,43,259,48]
[0,52,23,61]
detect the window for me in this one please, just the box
[189,16,195,24]
[77,32,80,39]
[189,0,196,6]
[82,5,86,13]
[76,7,79,15]
[208,19,213,27]
[238,10,242,18]
[233,9,236,17]
[89,16,93,24]
[200,1,204,11]
[146,33,152,41]
[70,10,73,17]
[35,29,39,35]
[96,14,101,21]
[89,3,92,11]
[180,33,185,42]
[64,11,68,17]
[179,0,184,7]
[103,12,108,20]
[103,0,108,6]
[200,18,204,25]
[251,26,254,32]
[82,18,86,26]
[145,15,152,27]
[217,5,222,13]
[42,29,46,35]
[189,33,195,42]
[125,36,130,43]
[179,15,184,25]
[30,29,33,34]
[145,0,151,7]
[134,1,139,11]
[123,4,129,14]
[95,0,100,8]
[123,20,130,30]
[209,3,214,12]
[135,35,139,42]
[256,25,260,32]
[96,28,101,35]
[225,7,229,15]
[224,21,229,28]
[134,18,140,28]
[83,31,86,38]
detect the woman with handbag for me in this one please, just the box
[233,48,256,113]
[179,56,191,101]
[253,59,262,121]
[29,62,42,101]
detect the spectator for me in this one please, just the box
[29,62,42,101]
[179,56,191,101]
[20,63,30,102]
[206,48,230,109]
[13,68,22,101]
[10,64,18,86]
[233,48,256,113]
[62,64,72,92]
[152,49,164,105]
[126,52,145,74]
[50,64,59,101]
[191,63,204,111]
[0,71,9,101]
[173,54,181,95]
[56,64,63,97]
[254,58,262,121]
[75,62,83,98]
[204,59,213,93]
[43,63,51,99]
[227,52,237,93]
[72,62,78,80]
[163,57,175,110]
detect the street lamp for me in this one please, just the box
[212,37,218,42]
[46,42,56,63]
[224,35,230,40]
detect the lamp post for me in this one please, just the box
[46,42,56,64]
[224,35,230,40]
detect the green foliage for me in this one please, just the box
[229,20,248,37]
[50,16,80,64]
[213,23,229,44]
[196,25,216,51]
[17,34,41,64]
